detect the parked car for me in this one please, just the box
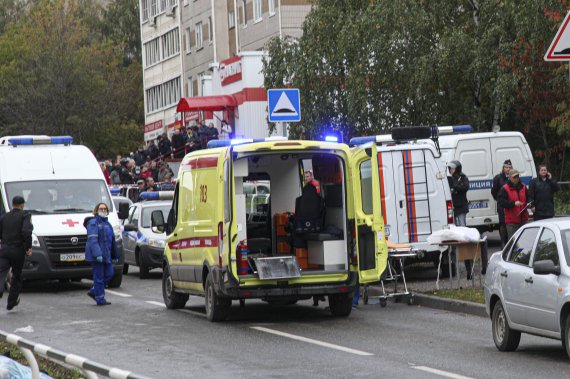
[121,200,171,278]
[484,218,570,358]
[112,195,132,213]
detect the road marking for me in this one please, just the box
[146,301,166,307]
[411,366,475,379]
[250,326,374,356]
[178,309,207,318]
[105,290,132,298]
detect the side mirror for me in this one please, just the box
[118,202,130,220]
[533,260,561,276]
[151,210,165,233]
[123,224,137,232]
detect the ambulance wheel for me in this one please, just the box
[122,264,129,275]
[362,288,369,305]
[162,265,188,309]
[380,299,387,308]
[107,271,122,288]
[205,273,231,322]
[139,262,150,279]
[328,293,353,317]
[391,126,431,141]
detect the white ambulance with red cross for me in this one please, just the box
[0,135,124,287]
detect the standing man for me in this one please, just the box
[447,160,473,278]
[529,164,560,221]
[0,196,33,310]
[498,169,529,239]
[491,159,511,247]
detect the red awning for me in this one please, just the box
[176,95,237,112]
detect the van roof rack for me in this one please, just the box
[349,125,473,155]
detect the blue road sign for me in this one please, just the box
[267,89,301,122]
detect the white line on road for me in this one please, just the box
[146,301,166,307]
[250,326,374,356]
[411,366,475,379]
[105,290,132,298]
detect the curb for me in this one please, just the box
[366,286,487,318]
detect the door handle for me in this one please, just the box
[399,200,404,208]
[500,271,508,278]
[525,277,533,284]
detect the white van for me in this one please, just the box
[350,128,453,266]
[438,131,536,232]
[0,136,124,287]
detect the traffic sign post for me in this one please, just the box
[267,89,301,123]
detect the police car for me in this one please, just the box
[120,191,172,278]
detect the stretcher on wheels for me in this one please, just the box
[362,241,417,308]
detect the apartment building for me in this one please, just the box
[140,0,311,141]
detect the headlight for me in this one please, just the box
[148,239,165,248]
[32,234,40,247]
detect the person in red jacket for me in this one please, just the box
[100,162,111,185]
[498,169,529,240]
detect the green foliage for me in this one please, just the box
[264,0,570,177]
[0,0,143,159]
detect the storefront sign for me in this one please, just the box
[219,56,242,86]
[144,120,163,133]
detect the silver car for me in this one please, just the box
[484,218,570,358]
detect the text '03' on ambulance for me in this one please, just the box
[150,137,388,321]
[0,135,124,287]
[350,126,457,273]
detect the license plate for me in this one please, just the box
[469,201,489,209]
[60,253,85,262]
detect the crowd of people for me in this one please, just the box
[100,120,234,188]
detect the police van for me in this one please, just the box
[438,131,536,231]
[350,126,456,268]
[152,138,388,321]
[0,136,124,286]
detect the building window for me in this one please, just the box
[242,0,247,26]
[146,77,181,113]
[228,10,236,29]
[253,0,262,22]
[151,0,159,16]
[144,37,160,67]
[185,27,191,53]
[162,28,180,59]
[268,0,275,15]
[187,77,193,97]
[208,16,213,44]
[195,22,203,49]
[141,0,149,22]
[160,0,166,12]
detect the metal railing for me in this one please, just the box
[0,330,153,379]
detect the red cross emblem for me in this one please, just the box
[62,219,79,227]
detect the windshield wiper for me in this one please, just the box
[53,208,92,213]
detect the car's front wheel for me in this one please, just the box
[492,302,521,351]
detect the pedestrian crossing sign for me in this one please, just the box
[267,89,301,122]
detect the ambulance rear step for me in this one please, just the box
[252,256,302,280]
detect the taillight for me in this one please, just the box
[218,222,223,268]
[446,201,454,224]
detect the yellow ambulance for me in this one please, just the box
[151,138,387,321]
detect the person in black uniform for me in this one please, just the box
[491,159,512,247]
[0,196,33,310]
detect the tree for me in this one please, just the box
[0,0,143,158]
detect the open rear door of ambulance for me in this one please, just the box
[355,144,388,284]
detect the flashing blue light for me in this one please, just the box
[451,125,473,133]
[207,140,232,148]
[8,138,34,145]
[325,135,339,142]
[140,192,160,200]
[110,188,121,195]
[349,136,376,145]
[50,136,74,144]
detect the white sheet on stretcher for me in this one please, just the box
[427,225,481,245]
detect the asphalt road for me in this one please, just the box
[1,264,569,379]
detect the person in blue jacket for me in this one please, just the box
[84,203,118,306]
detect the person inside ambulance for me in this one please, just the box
[294,170,324,234]
[26,188,54,213]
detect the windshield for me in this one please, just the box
[5,180,113,214]
[141,205,171,228]
[560,229,570,266]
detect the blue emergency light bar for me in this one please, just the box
[207,137,288,149]
[140,191,174,200]
[110,188,121,195]
[8,136,73,146]
[324,135,339,142]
